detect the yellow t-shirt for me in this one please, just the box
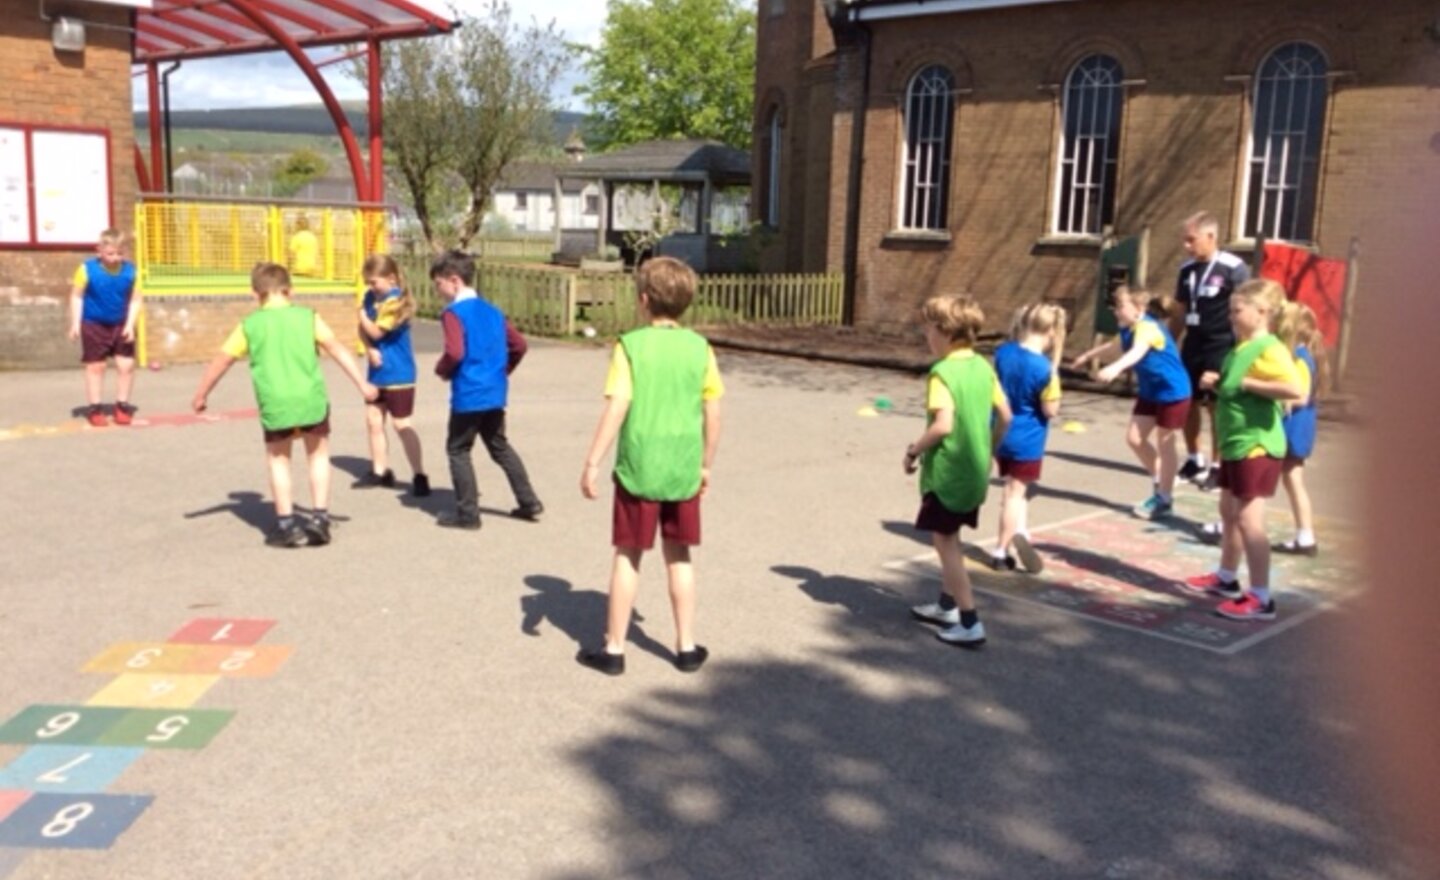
[222,299,335,358]
[925,349,1008,411]
[1131,320,1165,352]
[1040,372,1062,403]
[288,230,319,276]
[603,342,724,400]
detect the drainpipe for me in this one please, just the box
[160,60,181,193]
[839,17,871,326]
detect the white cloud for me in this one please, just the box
[132,1,610,111]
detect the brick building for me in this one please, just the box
[0,0,137,368]
[753,0,1440,342]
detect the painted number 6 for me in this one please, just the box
[41,802,95,838]
[36,711,81,739]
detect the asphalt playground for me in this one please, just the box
[0,325,1425,879]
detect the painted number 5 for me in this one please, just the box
[41,802,95,838]
[146,715,190,743]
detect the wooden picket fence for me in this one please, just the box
[401,257,843,338]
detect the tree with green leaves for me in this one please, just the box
[364,1,571,250]
[271,149,328,198]
[576,0,756,150]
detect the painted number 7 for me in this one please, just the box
[37,752,93,784]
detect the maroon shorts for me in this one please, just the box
[1218,455,1283,501]
[1133,397,1191,431]
[373,386,415,419]
[612,479,701,549]
[81,321,135,363]
[914,492,979,535]
[997,457,1043,483]
[262,410,332,445]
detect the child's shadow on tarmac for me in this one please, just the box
[183,491,349,535]
[520,575,671,663]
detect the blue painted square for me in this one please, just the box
[0,792,153,849]
[0,747,144,793]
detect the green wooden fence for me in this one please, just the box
[399,256,843,338]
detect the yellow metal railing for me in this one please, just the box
[134,197,389,297]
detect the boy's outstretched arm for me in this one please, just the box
[580,396,630,499]
[701,398,722,495]
[192,353,237,412]
[320,336,379,402]
[67,282,85,341]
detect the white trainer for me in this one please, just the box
[910,602,959,626]
[936,620,987,648]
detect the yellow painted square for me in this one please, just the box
[82,643,201,676]
[85,674,220,709]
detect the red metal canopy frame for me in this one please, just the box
[133,0,457,202]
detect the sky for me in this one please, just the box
[131,0,609,112]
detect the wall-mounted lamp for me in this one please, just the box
[51,16,85,52]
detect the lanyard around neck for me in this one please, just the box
[1189,257,1218,314]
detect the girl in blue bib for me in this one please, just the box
[1273,301,1328,556]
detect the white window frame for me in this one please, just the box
[1050,54,1124,237]
[898,65,955,232]
[1240,42,1329,244]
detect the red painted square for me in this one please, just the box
[167,618,275,646]
[0,790,32,822]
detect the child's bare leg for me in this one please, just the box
[605,547,644,654]
[1183,400,1203,459]
[932,531,975,611]
[1236,495,1271,587]
[83,362,105,406]
[364,404,388,475]
[1155,427,1179,497]
[305,433,331,512]
[1127,417,1158,478]
[1283,463,1314,539]
[1219,489,1243,573]
[392,416,426,476]
[995,477,1025,554]
[662,539,697,651]
[114,355,136,403]
[265,438,295,517]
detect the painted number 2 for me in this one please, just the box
[41,802,95,838]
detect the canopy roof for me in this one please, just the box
[561,139,751,187]
[135,0,456,63]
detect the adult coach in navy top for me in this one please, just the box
[1168,211,1250,488]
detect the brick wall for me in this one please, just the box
[0,0,137,369]
[144,294,362,366]
[765,0,1439,352]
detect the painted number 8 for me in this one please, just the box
[41,802,94,838]
[36,711,81,739]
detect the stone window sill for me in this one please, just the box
[881,229,951,248]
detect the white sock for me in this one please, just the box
[1296,529,1316,547]
[991,546,1009,560]
[1250,586,1271,604]
[1217,567,1238,583]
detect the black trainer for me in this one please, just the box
[1198,466,1220,492]
[353,469,395,489]
[577,649,625,676]
[437,513,481,530]
[986,553,1017,572]
[302,516,332,546]
[1178,459,1203,480]
[411,473,431,497]
[674,646,709,673]
[511,502,544,521]
[264,522,309,548]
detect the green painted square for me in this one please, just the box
[0,706,129,746]
[96,709,235,750]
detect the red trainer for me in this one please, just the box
[1217,592,1277,622]
[85,407,108,428]
[112,404,134,426]
[1179,572,1242,598]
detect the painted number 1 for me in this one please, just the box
[41,802,95,838]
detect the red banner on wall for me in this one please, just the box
[1259,242,1347,348]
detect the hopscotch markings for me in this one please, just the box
[0,707,131,746]
[882,508,1114,571]
[0,408,259,443]
[84,643,291,678]
[85,674,219,709]
[0,793,154,850]
[168,618,275,646]
[96,709,234,750]
[0,747,144,793]
[0,793,30,822]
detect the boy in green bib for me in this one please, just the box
[193,263,377,548]
[1180,279,1304,620]
[577,257,724,676]
[906,295,1012,648]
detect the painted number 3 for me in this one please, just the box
[41,802,95,838]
